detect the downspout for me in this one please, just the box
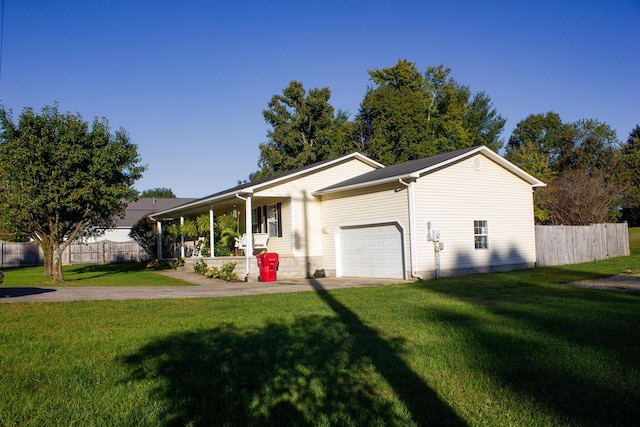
[398,178,423,280]
[236,193,252,281]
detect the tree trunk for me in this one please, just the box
[51,245,65,283]
[39,237,54,277]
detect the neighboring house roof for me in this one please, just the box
[117,198,197,227]
[314,146,546,195]
[151,152,384,218]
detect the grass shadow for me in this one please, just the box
[418,268,640,425]
[0,287,56,298]
[120,281,466,426]
[63,262,148,281]
[308,279,467,426]
[121,316,416,426]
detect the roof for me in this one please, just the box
[150,152,383,218]
[314,146,546,195]
[117,198,197,227]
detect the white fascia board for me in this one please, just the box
[251,152,384,192]
[475,147,546,187]
[412,146,546,188]
[150,152,383,219]
[314,175,414,195]
[150,189,255,219]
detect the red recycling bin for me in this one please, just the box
[256,252,279,282]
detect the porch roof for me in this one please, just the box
[149,152,384,219]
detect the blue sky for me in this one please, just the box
[1,0,638,197]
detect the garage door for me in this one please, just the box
[338,224,404,279]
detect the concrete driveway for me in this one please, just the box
[0,270,414,303]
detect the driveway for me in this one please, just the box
[0,270,413,303]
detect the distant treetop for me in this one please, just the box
[140,187,176,198]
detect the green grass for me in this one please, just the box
[1,233,639,425]
[1,262,193,287]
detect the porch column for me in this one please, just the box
[245,196,253,279]
[180,216,185,258]
[156,220,163,259]
[209,209,215,257]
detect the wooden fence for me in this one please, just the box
[0,240,151,268]
[535,223,630,267]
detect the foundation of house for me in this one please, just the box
[182,254,324,281]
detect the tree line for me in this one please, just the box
[251,59,639,227]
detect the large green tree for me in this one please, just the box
[357,59,505,165]
[504,112,566,181]
[505,114,622,224]
[252,81,360,180]
[621,125,640,225]
[0,104,145,282]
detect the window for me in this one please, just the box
[252,203,282,237]
[474,220,488,249]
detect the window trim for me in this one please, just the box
[252,202,282,237]
[474,220,489,250]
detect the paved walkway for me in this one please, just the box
[0,270,413,303]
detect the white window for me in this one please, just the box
[474,220,488,249]
[252,203,282,237]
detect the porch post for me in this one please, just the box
[156,220,163,260]
[209,209,215,257]
[180,216,185,258]
[245,196,253,279]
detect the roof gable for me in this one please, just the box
[151,152,383,217]
[315,146,545,195]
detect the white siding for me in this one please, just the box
[320,182,410,275]
[256,159,377,257]
[319,153,537,278]
[413,154,536,275]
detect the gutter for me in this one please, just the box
[398,178,423,280]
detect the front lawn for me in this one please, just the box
[0,231,638,425]
[1,271,638,425]
[0,262,192,287]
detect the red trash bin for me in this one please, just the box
[256,252,279,282]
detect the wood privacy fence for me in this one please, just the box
[535,223,630,267]
[0,240,151,268]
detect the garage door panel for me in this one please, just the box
[339,224,404,279]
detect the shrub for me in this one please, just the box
[146,259,171,270]
[196,261,238,281]
[193,259,209,275]
[168,258,185,270]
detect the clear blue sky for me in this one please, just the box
[1,0,638,197]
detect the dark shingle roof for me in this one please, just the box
[318,146,480,192]
[117,198,197,227]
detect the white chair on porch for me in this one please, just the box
[235,233,269,254]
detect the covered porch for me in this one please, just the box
[151,191,294,281]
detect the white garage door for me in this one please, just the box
[339,224,404,279]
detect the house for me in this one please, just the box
[150,146,545,281]
[87,198,196,242]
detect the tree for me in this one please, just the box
[0,104,145,282]
[140,187,176,198]
[505,114,623,224]
[129,216,158,258]
[620,125,640,225]
[557,119,620,173]
[537,169,622,225]
[357,60,505,165]
[252,81,360,180]
[504,112,566,180]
